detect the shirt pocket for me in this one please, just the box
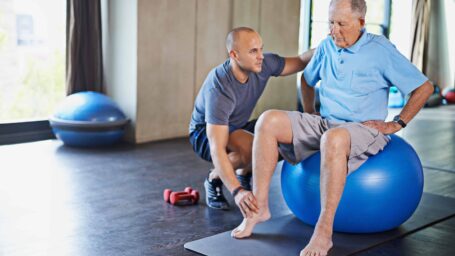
[350,70,386,95]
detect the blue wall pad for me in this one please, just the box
[185,193,455,256]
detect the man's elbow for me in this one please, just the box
[420,80,434,97]
[300,75,311,89]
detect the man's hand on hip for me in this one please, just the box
[362,120,401,135]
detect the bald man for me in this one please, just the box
[189,27,314,216]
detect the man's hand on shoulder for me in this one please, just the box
[362,120,401,135]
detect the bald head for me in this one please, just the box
[330,0,367,19]
[225,27,257,52]
[225,27,264,73]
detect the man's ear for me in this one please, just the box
[229,50,238,60]
[359,18,365,28]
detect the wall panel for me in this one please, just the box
[195,0,231,97]
[252,0,301,118]
[136,0,196,142]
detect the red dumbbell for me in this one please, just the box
[163,187,200,205]
[163,187,194,202]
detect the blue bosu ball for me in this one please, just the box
[50,91,129,147]
[281,134,423,233]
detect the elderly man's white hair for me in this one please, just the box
[330,0,367,19]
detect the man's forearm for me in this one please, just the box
[399,81,434,124]
[281,49,315,76]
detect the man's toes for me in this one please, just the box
[231,228,243,237]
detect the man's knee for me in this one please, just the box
[256,110,286,135]
[227,151,249,169]
[234,145,252,165]
[228,132,253,165]
[321,128,350,156]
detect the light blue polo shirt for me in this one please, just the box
[303,29,428,123]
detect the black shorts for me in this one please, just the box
[189,120,257,162]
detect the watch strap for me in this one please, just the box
[393,115,407,128]
[396,119,407,128]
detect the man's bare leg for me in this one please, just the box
[227,131,253,178]
[206,129,254,210]
[232,110,293,238]
[209,129,253,183]
[300,128,350,256]
[208,152,243,180]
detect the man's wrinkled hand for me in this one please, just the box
[362,120,401,135]
[234,189,259,218]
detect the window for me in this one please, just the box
[0,0,65,144]
[0,0,66,124]
[389,0,413,59]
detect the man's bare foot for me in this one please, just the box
[300,226,333,256]
[231,210,271,239]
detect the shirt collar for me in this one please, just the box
[336,28,368,53]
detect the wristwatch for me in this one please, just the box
[393,115,407,128]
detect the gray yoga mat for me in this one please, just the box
[184,193,455,256]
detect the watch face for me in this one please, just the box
[393,115,400,122]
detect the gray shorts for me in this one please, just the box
[278,111,390,173]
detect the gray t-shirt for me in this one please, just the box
[189,53,285,133]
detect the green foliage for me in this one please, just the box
[0,9,66,122]
[2,50,66,120]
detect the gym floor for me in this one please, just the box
[0,105,454,256]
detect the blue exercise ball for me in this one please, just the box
[281,134,423,233]
[50,91,129,147]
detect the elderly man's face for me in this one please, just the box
[329,1,365,48]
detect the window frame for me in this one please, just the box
[0,121,54,145]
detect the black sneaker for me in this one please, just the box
[236,173,252,191]
[204,177,230,210]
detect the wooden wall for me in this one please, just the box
[105,0,301,143]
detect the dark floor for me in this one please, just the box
[0,105,454,256]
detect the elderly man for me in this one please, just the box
[231,0,434,255]
[189,27,313,215]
